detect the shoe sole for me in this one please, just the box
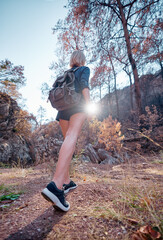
[64,185,78,194]
[41,188,70,212]
[41,192,61,211]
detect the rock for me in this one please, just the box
[113,152,125,163]
[100,70,163,121]
[84,144,101,163]
[83,145,121,165]
[0,141,12,163]
[0,92,32,166]
[31,133,63,163]
[97,148,112,161]
[0,103,10,118]
[93,142,106,150]
[98,148,120,164]
[0,93,19,136]
[79,155,91,162]
[0,136,33,166]
[100,155,119,165]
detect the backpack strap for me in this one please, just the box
[72,66,80,72]
[66,66,80,73]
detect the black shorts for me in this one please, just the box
[56,105,85,121]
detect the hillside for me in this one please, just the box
[0,70,163,239]
[0,71,163,167]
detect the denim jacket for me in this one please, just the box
[71,66,90,93]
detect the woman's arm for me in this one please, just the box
[82,88,90,103]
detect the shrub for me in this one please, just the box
[98,115,124,152]
[138,105,159,136]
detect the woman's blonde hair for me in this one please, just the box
[70,50,86,68]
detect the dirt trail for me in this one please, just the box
[0,155,163,240]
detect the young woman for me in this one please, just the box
[42,50,90,211]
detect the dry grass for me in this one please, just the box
[0,153,163,240]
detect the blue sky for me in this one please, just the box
[0,0,68,121]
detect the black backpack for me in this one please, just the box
[48,67,81,111]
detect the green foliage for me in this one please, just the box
[0,183,23,204]
[37,105,47,125]
[0,59,25,85]
[0,59,26,100]
[41,82,50,100]
[0,193,20,201]
[0,162,10,168]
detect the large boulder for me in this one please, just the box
[0,136,33,166]
[30,121,63,164]
[33,135,62,163]
[0,92,32,166]
[84,143,101,163]
[0,93,19,137]
[83,144,120,165]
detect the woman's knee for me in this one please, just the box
[63,113,86,142]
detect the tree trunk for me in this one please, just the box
[159,60,163,80]
[107,78,112,115]
[123,67,134,111]
[117,0,142,115]
[99,84,102,99]
[108,54,120,119]
[128,73,134,111]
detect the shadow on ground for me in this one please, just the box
[5,206,66,240]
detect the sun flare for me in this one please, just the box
[85,103,98,115]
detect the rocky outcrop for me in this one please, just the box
[83,144,123,165]
[0,92,32,166]
[30,121,63,164]
[0,93,19,137]
[33,136,62,164]
[0,136,33,166]
[0,92,63,166]
[100,71,163,121]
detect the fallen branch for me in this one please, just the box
[127,128,163,149]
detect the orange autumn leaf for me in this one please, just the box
[132,225,161,240]
[140,196,151,206]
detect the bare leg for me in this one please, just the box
[59,119,69,139]
[53,113,86,189]
[59,119,70,184]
